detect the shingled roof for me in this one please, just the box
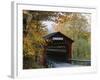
[43,32,74,42]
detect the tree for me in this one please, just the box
[23,10,71,68]
[53,13,91,60]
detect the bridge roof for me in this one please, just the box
[43,32,74,42]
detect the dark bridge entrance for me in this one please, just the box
[43,32,74,67]
[47,52,67,63]
[46,40,67,63]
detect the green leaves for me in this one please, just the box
[53,13,91,60]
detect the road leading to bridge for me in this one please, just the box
[53,63,80,68]
[47,60,80,68]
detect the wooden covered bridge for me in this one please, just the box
[41,32,74,67]
[39,32,90,68]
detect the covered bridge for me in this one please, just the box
[42,32,74,67]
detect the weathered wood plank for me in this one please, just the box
[46,49,66,52]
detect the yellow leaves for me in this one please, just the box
[53,13,91,60]
[23,20,48,57]
[23,36,35,56]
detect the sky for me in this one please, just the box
[43,21,55,33]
